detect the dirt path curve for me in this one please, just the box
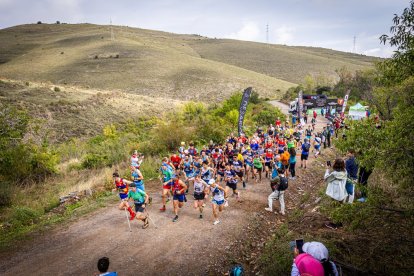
[0,102,329,276]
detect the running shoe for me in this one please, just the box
[173,215,179,222]
[159,206,166,212]
[142,217,149,229]
[242,181,246,188]
[149,197,153,206]
[224,200,229,207]
[166,197,170,204]
[202,203,206,208]
[213,220,220,225]
[199,214,203,219]
[265,207,273,212]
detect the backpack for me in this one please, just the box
[278,176,288,191]
[270,176,280,191]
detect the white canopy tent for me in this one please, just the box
[348,103,366,120]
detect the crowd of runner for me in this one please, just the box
[110,111,349,228]
[108,110,359,276]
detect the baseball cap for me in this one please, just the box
[208,179,215,185]
[303,242,329,261]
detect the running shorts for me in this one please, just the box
[226,182,237,191]
[235,171,244,178]
[301,154,309,161]
[194,192,205,201]
[212,199,225,205]
[134,202,145,213]
[173,194,185,202]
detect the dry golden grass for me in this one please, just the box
[0,23,295,102]
[0,78,185,142]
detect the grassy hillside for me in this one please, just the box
[186,39,378,84]
[0,23,378,102]
[0,24,294,102]
[0,79,184,142]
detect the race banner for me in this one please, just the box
[298,90,304,124]
[341,89,351,115]
[238,87,252,136]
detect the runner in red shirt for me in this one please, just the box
[170,153,182,170]
[275,117,281,127]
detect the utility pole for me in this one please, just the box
[266,24,269,44]
[110,18,115,41]
[353,35,356,53]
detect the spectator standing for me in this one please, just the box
[345,149,358,203]
[324,159,347,202]
[326,123,333,148]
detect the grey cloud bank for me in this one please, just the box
[0,0,409,57]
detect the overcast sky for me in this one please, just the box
[0,0,409,57]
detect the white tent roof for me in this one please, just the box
[349,103,366,111]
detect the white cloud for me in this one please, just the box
[273,25,294,44]
[226,22,261,41]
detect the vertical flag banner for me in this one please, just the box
[298,90,304,124]
[238,87,253,136]
[341,89,351,115]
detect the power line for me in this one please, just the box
[266,24,269,44]
[110,18,115,41]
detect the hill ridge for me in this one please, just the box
[0,23,376,101]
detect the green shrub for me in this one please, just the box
[259,224,293,275]
[11,206,40,227]
[0,182,13,207]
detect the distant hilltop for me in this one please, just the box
[0,23,378,101]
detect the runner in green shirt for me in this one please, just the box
[253,154,264,183]
[128,183,150,229]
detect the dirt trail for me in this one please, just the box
[0,102,329,276]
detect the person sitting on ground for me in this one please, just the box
[291,244,324,276]
[97,257,117,276]
[324,159,347,202]
[302,241,339,276]
[290,241,338,276]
